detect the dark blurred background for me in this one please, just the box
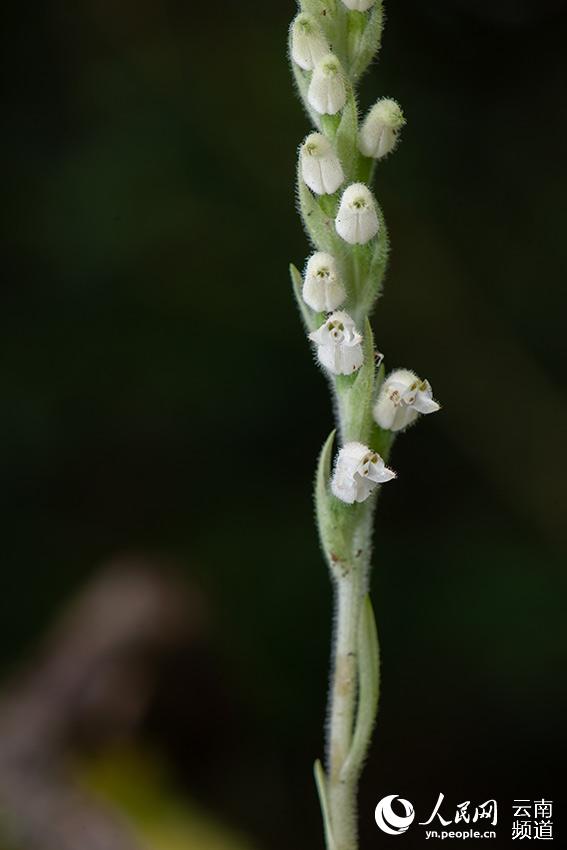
[2,0,566,848]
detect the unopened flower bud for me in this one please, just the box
[341,0,376,10]
[331,441,396,505]
[335,183,379,244]
[359,99,405,159]
[309,311,363,375]
[373,369,440,432]
[302,252,346,312]
[290,13,330,71]
[300,133,344,196]
[308,54,347,116]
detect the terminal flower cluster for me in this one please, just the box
[290,0,439,506]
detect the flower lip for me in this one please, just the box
[331,441,396,504]
[373,369,440,432]
[335,183,379,245]
[300,133,344,196]
[302,252,346,312]
[308,53,347,116]
[308,311,364,375]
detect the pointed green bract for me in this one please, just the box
[315,430,350,568]
[341,595,380,782]
[298,176,339,254]
[358,204,389,318]
[338,318,376,444]
[334,91,360,183]
[350,2,384,82]
[314,759,336,850]
[290,262,319,333]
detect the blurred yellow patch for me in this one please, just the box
[76,747,257,850]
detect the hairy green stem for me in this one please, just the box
[326,490,376,850]
[328,568,362,850]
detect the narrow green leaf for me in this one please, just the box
[346,10,366,72]
[368,361,396,462]
[315,430,352,569]
[298,175,337,254]
[341,595,380,782]
[290,262,319,333]
[314,759,336,850]
[357,206,389,318]
[316,429,336,520]
[321,113,341,141]
[350,1,384,82]
[375,359,385,393]
[334,90,360,183]
[340,318,376,444]
[370,422,395,464]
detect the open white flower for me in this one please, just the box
[359,98,405,159]
[302,252,346,312]
[331,441,396,504]
[301,133,344,196]
[308,54,347,116]
[341,0,376,10]
[373,369,440,432]
[290,13,330,71]
[309,311,363,375]
[335,183,379,244]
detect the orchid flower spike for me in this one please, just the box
[301,133,344,196]
[309,311,363,375]
[290,13,330,71]
[373,369,440,432]
[302,252,346,312]
[359,98,406,160]
[335,183,379,244]
[308,54,347,116]
[341,0,376,10]
[332,441,396,504]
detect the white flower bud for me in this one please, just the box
[359,99,405,159]
[341,0,376,10]
[290,13,330,71]
[335,183,379,245]
[300,133,344,196]
[373,369,440,432]
[308,54,347,116]
[302,252,346,312]
[309,311,363,375]
[331,441,396,505]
